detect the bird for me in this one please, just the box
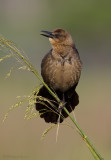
[35,28,82,123]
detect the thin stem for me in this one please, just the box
[4,41,60,102]
[63,107,104,160]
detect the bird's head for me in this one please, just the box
[41,29,74,47]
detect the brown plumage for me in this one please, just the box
[35,29,82,123]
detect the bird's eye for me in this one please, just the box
[54,34,61,38]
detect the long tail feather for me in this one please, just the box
[35,86,79,123]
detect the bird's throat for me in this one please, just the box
[52,44,72,57]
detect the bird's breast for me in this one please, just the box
[41,52,82,92]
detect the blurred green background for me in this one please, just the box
[0,0,111,159]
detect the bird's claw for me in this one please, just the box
[58,101,66,112]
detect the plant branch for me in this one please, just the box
[63,107,104,160]
[2,40,60,102]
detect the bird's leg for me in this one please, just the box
[58,93,66,112]
[56,94,66,141]
[57,93,65,125]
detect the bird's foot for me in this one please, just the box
[58,100,66,112]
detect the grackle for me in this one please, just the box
[35,29,82,123]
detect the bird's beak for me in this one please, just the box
[40,31,54,38]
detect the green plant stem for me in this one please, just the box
[63,107,104,160]
[4,41,60,102]
[0,38,104,160]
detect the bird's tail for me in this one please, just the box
[35,86,79,123]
